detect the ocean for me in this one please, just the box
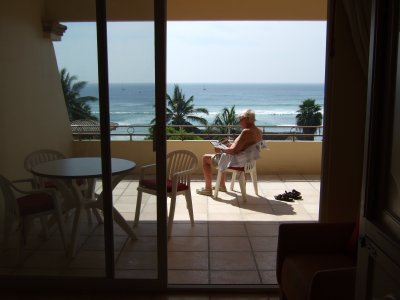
[81,83,324,139]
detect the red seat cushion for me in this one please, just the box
[139,178,188,192]
[43,181,57,189]
[17,193,54,216]
[228,166,244,171]
[76,179,86,186]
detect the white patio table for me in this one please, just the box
[31,157,137,257]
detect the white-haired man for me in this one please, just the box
[197,109,263,196]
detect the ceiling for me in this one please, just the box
[44,0,327,22]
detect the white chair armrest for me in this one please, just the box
[9,179,56,197]
[139,163,156,180]
[12,178,35,189]
[171,166,196,183]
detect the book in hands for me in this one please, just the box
[210,138,230,149]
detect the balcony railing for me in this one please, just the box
[71,124,323,141]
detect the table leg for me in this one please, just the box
[112,208,138,240]
[69,203,84,257]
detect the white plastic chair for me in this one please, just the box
[24,149,99,224]
[134,150,198,237]
[24,149,66,189]
[214,160,258,201]
[0,175,67,262]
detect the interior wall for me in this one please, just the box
[0,0,73,181]
[319,0,368,222]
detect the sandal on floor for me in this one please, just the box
[196,187,213,196]
[291,189,302,200]
[274,192,294,202]
[285,190,302,200]
[212,186,227,192]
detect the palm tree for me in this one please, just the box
[213,106,241,137]
[60,68,98,121]
[149,84,209,138]
[296,98,323,140]
[165,84,209,126]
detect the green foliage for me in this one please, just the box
[296,98,323,139]
[145,125,202,140]
[166,127,203,140]
[148,84,209,139]
[60,68,98,122]
[213,106,241,135]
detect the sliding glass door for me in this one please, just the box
[97,0,167,287]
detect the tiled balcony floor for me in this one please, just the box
[0,174,320,285]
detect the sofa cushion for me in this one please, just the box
[281,254,355,300]
[346,222,359,259]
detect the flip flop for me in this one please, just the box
[196,187,213,196]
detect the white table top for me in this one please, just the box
[31,157,136,179]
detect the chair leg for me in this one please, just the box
[54,208,68,253]
[185,190,195,226]
[40,216,50,239]
[230,171,237,191]
[2,217,13,248]
[85,208,93,224]
[214,171,223,198]
[250,170,259,195]
[238,172,247,201]
[17,222,25,265]
[69,205,84,258]
[167,195,177,237]
[92,208,104,224]
[133,190,143,227]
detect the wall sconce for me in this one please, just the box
[43,21,67,42]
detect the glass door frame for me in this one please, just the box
[1,0,167,291]
[96,0,168,288]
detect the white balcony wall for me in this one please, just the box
[72,140,322,175]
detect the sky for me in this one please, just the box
[54,21,327,84]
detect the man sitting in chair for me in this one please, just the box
[197,109,264,196]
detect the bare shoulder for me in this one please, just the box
[239,128,252,139]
